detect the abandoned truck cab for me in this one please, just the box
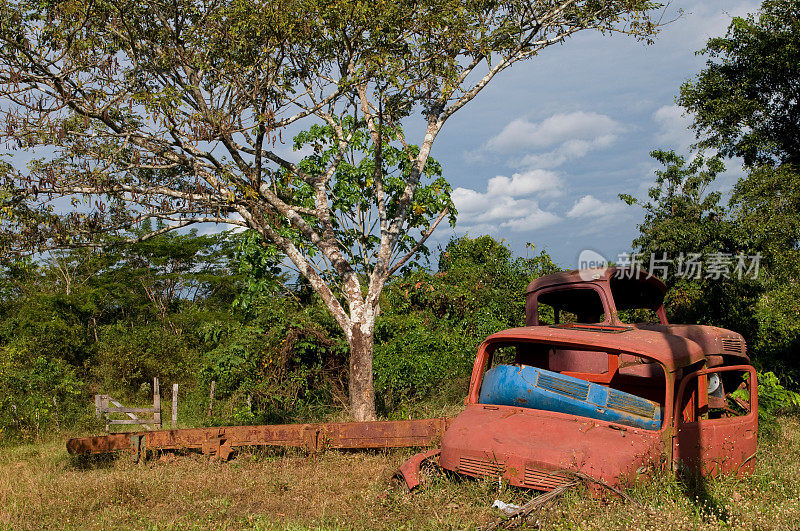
[429,268,758,490]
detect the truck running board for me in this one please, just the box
[66,418,453,460]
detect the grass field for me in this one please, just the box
[1,415,799,530]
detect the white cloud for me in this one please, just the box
[483,111,625,169]
[486,111,624,153]
[517,134,618,168]
[653,105,694,151]
[567,194,625,220]
[452,189,542,223]
[485,169,562,197]
[500,208,562,232]
[451,169,562,233]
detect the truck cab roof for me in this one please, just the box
[523,267,749,366]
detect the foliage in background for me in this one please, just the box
[199,296,348,424]
[622,0,800,385]
[0,233,557,434]
[0,228,245,437]
[755,371,800,420]
[373,236,559,413]
[0,345,84,436]
[678,0,800,167]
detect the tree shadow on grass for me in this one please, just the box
[68,451,121,470]
[677,469,730,524]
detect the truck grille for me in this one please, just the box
[606,390,657,419]
[536,373,589,401]
[523,468,572,491]
[458,457,504,477]
[722,337,745,355]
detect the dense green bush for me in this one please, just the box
[755,371,800,418]
[200,297,348,423]
[0,345,84,436]
[752,284,800,382]
[373,313,474,413]
[0,294,96,368]
[93,322,197,396]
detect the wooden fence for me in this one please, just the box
[94,377,179,432]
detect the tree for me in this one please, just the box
[619,150,759,335]
[624,0,800,382]
[729,165,800,279]
[619,149,730,265]
[0,0,663,420]
[678,0,800,167]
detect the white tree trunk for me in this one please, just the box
[347,300,378,421]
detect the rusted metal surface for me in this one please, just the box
[67,418,452,457]
[396,448,441,490]
[438,403,668,490]
[673,365,758,476]
[425,268,758,491]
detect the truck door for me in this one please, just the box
[673,365,758,476]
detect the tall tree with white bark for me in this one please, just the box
[0,0,663,420]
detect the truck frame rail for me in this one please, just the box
[67,418,453,461]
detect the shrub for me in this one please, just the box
[0,345,84,436]
[199,297,347,423]
[755,371,800,417]
[373,313,475,412]
[92,322,197,396]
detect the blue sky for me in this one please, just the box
[4,1,762,273]
[424,0,760,268]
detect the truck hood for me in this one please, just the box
[439,404,666,489]
[630,323,748,363]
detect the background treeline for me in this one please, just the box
[0,230,560,438]
[2,219,799,440]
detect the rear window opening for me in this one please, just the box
[480,341,666,430]
[536,288,606,325]
[610,275,666,324]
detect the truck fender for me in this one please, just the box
[395,448,441,490]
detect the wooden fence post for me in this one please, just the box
[172,383,178,429]
[101,395,110,432]
[94,395,102,418]
[153,377,161,429]
[208,381,215,418]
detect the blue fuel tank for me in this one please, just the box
[478,364,662,430]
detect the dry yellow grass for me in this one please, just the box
[1,415,799,530]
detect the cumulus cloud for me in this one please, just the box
[452,169,562,233]
[517,135,618,168]
[485,169,562,197]
[452,189,542,223]
[487,112,622,152]
[454,110,632,236]
[567,194,626,220]
[653,105,694,151]
[483,111,625,168]
[500,208,562,232]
